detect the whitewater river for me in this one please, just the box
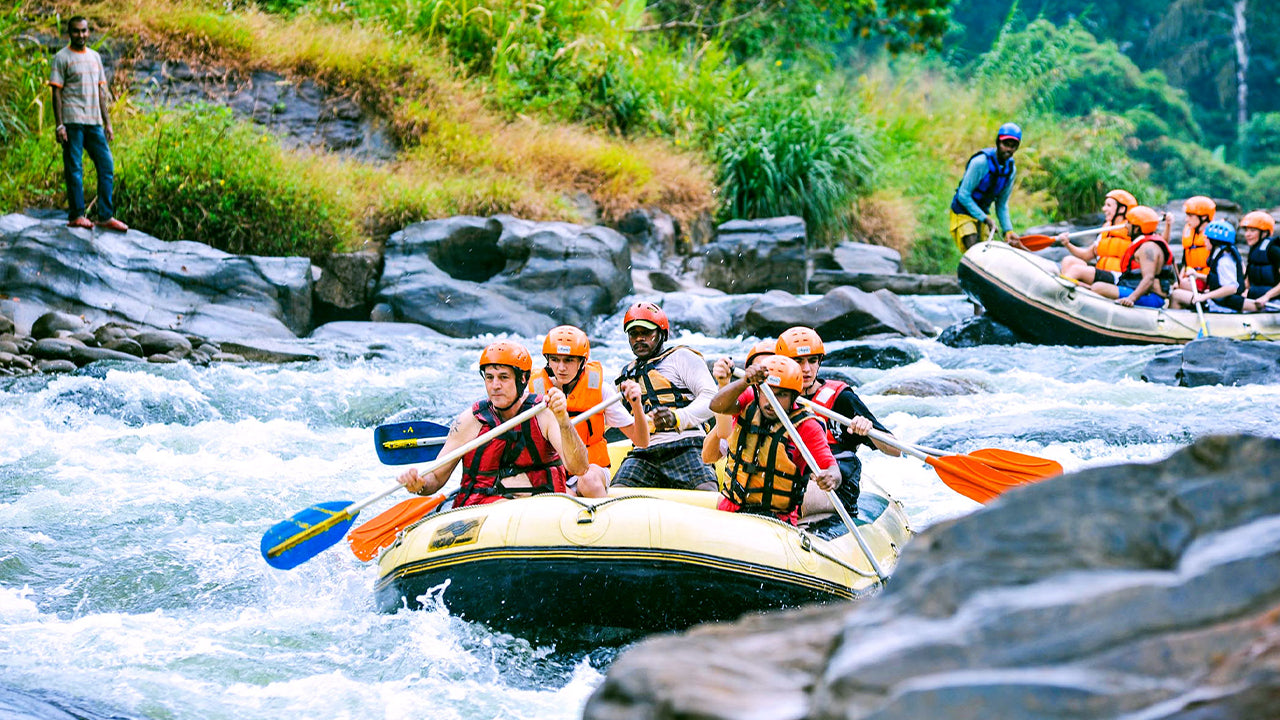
[3,302,1280,719]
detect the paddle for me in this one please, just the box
[906,444,1063,483]
[756,382,888,584]
[1019,224,1126,252]
[260,400,548,570]
[346,393,627,561]
[373,420,450,465]
[796,398,1062,504]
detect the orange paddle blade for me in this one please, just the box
[348,494,447,561]
[967,449,1063,482]
[925,453,1056,504]
[1018,234,1057,251]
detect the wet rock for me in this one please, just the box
[93,323,131,346]
[659,292,757,337]
[808,271,961,296]
[31,311,86,339]
[0,215,311,340]
[375,215,632,337]
[0,314,12,335]
[619,207,680,272]
[314,250,381,324]
[135,330,192,357]
[584,435,1280,720]
[937,315,1024,347]
[827,241,902,275]
[309,321,446,342]
[1142,337,1280,387]
[736,287,934,340]
[37,359,77,373]
[147,353,179,363]
[822,343,922,370]
[212,352,246,363]
[218,339,320,363]
[31,337,81,361]
[0,681,140,720]
[699,216,810,294]
[0,340,18,355]
[103,337,145,357]
[873,375,989,397]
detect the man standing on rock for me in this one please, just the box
[612,302,719,491]
[950,122,1022,253]
[50,16,128,233]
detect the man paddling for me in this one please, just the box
[530,325,649,497]
[709,355,840,524]
[612,301,719,491]
[398,341,588,505]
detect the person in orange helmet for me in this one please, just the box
[709,355,841,524]
[1173,196,1217,295]
[1089,205,1176,308]
[1058,189,1135,286]
[1239,211,1280,312]
[530,325,648,497]
[612,301,719,491]
[398,341,588,506]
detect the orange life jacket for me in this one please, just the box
[723,400,812,515]
[458,394,567,507]
[805,379,849,446]
[1095,227,1132,273]
[1183,229,1211,275]
[530,361,611,469]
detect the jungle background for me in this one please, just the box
[2,0,1277,272]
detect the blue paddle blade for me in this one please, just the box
[260,500,359,570]
[374,420,450,465]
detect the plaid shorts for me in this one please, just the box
[611,437,718,491]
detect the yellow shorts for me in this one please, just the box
[950,211,982,254]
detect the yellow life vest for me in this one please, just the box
[1183,230,1211,274]
[722,400,811,515]
[1095,227,1132,273]
[615,346,701,415]
[530,361,611,469]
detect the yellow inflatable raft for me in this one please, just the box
[373,478,911,644]
[959,241,1280,345]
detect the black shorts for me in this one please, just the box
[1092,269,1117,285]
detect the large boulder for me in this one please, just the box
[313,250,381,324]
[699,217,812,294]
[735,287,934,340]
[374,215,632,337]
[937,315,1024,347]
[808,271,961,296]
[1142,336,1280,387]
[0,214,311,340]
[584,434,1280,720]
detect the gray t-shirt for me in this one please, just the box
[50,46,108,126]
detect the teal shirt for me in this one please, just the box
[956,155,1016,232]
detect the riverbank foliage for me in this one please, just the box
[0,1,1272,271]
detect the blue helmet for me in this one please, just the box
[997,123,1023,143]
[1204,219,1236,245]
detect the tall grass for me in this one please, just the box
[0,6,62,210]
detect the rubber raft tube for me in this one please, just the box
[958,241,1280,345]
[374,481,911,646]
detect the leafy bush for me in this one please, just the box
[1023,118,1163,218]
[113,104,353,257]
[0,8,63,210]
[1138,136,1255,207]
[713,93,875,243]
[1244,112,1280,172]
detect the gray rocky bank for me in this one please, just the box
[584,434,1280,720]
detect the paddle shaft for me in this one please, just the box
[1062,223,1125,240]
[757,383,888,584]
[264,400,549,560]
[796,397,929,461]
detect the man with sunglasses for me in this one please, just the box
[950,122,1023,253]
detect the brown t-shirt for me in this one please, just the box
[49,46,108,125]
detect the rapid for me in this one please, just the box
[3,298,1280,720]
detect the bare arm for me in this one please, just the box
[543,387,589,477]
[615,380,650,448]
[52,86,67,143]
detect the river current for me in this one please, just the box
[3,298,1279,719]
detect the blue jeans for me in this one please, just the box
[62,123,115,221]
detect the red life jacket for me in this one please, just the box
[805,379,848,445]
[457,394,567,507]
[1118,234,1175,279]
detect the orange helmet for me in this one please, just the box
[1127,206,1161,235]
[1183,196,1216,220]
[623,301,669,333]
[1239,211,1276,236]
[542,325,589,359]
[479,341,532,373]
[758,355,805,394]
[745,339,776,367]
[775,326,825,359]
[1105,189,1137,213]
